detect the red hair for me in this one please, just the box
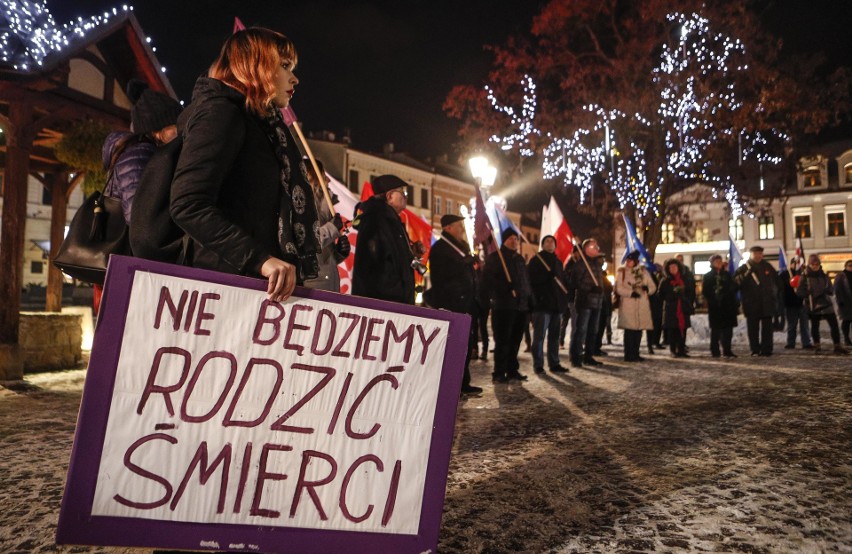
[208,27,297,115]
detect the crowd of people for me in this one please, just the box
[105,27,851,403]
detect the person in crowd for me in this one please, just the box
[674,253,696,351]
[527,235,569,373]
[170,27,317,303]
[734,246,779,356]
[103,79,182,224]
[834,259,852,346]
[659,258,692,358]
[797,254,849,355]
[484,228,532,382]
[428,214,484,395]
[594,269,614,356]
[351,174,415,304]
[615,251,656,361]
[475,261,491,360]
[302,158,349,292]
[780,258,813,350]
[646,263,665,354]
[702,254,739,358]
[560,247,582,348]
[567,238,605,368]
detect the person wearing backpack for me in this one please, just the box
[167,28,320,303]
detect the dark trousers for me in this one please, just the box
[570,307,601,363]
[786,306,812,347]
[560,305,573,345]
[810,313,841,345]
[623,329,642,360]
[532,311,561,369]
[668,327,686,355]
[710,327,734,356]
[842,319,852,344]
[747,316,773,355]
[596,307,612,351]
[492,309,527,378]
[476,306,490,354]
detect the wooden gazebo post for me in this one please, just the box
[45,171,71,312]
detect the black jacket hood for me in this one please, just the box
[178,76,246,132]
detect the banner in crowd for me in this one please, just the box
[57,256,470,553]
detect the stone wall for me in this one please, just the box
[19,312,83,372]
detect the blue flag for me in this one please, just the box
[778,246,788,272]
[621,214,655,271]
[728,236,743,277]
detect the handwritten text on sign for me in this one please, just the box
[92,272,448,535]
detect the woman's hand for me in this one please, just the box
[260,257,296,302]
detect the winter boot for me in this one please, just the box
[813,343,822,354]
[834,344,849,355]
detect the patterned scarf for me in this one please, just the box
[669,272,686,333]
[260,108,320,281]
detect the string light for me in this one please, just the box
[486,11,788,222]
[1,1,134,72]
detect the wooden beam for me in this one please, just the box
[46,172,69,312]
[0,102,33,344]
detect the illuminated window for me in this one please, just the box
[794,215,812,238]
[434,196,442,215]
[826,207,846,237]
[758,216,775,240]
[661,223,675,244]
[728,218,744,241]
[802,166,821,188]
[695,228,711,242]
[845,163,852,184]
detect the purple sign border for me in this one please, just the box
[56,255,469,553]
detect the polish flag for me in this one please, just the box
[795,237,805,266]
[542,196,574,263]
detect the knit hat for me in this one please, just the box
[127,79,181,135]
[625,251,640,263]
[372,174,407,195]
[501,227,518,243]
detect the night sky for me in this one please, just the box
[51,0,850,164]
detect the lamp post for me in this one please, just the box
[468,155,497,199]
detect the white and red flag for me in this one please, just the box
[540,196,574,263]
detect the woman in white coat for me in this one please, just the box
[615,251,657,361]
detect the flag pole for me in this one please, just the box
[288,118,336,216]
[571,236,600,287]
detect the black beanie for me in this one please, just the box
[501,227,518,243]
[128,80,181,135]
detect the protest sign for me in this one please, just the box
[57,255,469,553]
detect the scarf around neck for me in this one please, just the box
[260,108,320,281]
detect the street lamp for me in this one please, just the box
[468,155,497,196]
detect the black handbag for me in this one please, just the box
[52,135,140,284]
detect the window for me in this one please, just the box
[661,223,675,244]
[421,188,429,209]
[826,207,846,237]
[434,196,442,215]
[695,228,711,242]
[845,163,852,185]
[758,216,775,240]
[406,185,414,201]
[30,261,44,274]
[446,199,454,215]
[42,186,52,205]
[728,218,743,241]
[348,170,359,193]
[794,215,812,238]
[802,166,821,188]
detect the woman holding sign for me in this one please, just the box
[170,28,320,302]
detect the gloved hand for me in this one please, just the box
[630,292,641,298]
[591,285,602,294]
[335,236,350,258]
[332,213,344,231]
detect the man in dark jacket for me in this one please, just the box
[484,228,532,383]
[702,254,739,357]
[780,258,813,349]
[351,175,415,304]
[528,235,569,373]
[429,214,483,395]
[567,238,605,367]
[734,245,779,356]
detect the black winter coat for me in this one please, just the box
[702,269,738,328]
[796,267,835,316]
[527,250,568,313]
[780,268,804,308]
[351,196,415,304]
[566,255,604,310]
[484,246,532,311]
[659,276,692,330]
[427,233,477,314]
[169,77,290,277]
[734,259,779,319]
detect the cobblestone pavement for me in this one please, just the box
[1,342,850,553]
